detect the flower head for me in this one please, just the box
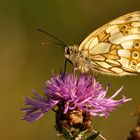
[22,72,131,123]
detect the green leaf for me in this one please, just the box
[62,126,73,139]
[86,131,100,140]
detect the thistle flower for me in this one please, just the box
[21,72,131,139]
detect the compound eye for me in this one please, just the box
[65,47,70,55]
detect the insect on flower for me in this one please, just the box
[38,11,140,76]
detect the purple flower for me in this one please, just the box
[22,72,131,123]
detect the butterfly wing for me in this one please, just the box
[79,11,140,76]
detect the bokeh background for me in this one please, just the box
[1,0,140,140]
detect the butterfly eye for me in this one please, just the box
[65,47,71,56]
[66,48,70,55]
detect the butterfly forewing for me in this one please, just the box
[78,11,140,76]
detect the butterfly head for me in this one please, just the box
[64,45,91,73]
[64,45,79,61]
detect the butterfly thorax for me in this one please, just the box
[64,45,91,73]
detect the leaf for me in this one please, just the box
[86,131,100,140]
[62,126,73,139]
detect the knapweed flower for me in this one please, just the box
[21,72,131,138]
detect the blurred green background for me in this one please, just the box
[0,0,140,140]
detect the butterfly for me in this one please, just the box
[63,11,140,76]
[38,11,140,76]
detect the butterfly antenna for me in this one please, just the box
[37,28,67,47]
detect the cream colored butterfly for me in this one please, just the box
[64,11,140,76]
